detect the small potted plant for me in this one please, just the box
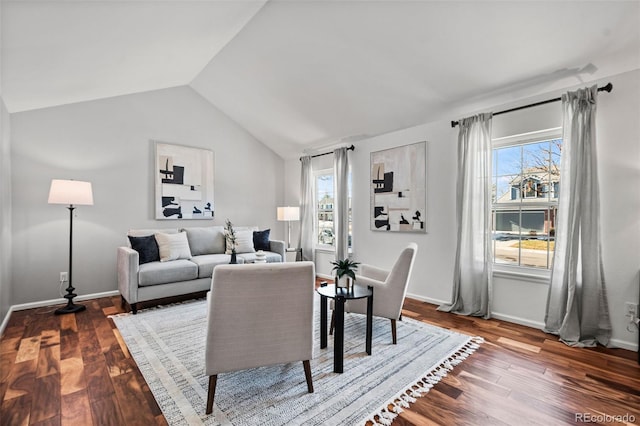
[224,219,237,264]
[330,258,360,292]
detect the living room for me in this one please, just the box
[1,1,639,424]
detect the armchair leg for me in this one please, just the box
[131,303,138,315]
[303,360,314,393]
[391,319,397,344]
[120,295,125,309]
[329,310,335,335]
[206,375,217,414]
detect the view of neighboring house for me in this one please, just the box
[494,166,560,237]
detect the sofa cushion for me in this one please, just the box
[191,254,245,278]
[128,235,160,264]
[182,226,225,256]
[138,259,198,286]
[252,229,271,251]
[238,251,282,264]
[155,231,192,262]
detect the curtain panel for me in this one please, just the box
[544,85,612,347]
[334,147,350,261]
[439,113,493,318]
[299,155,315,262]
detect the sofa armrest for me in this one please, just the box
[117,247,140,304]
[269,239,286,261]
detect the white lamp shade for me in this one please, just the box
[48,179,94,206]
[277,206,300,221]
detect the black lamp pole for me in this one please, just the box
[55,204,86,315]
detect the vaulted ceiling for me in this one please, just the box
[2,1,639,158]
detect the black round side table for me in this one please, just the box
[316,283,373,373]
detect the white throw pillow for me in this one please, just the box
[234,229,256,254]
[155,231,192,262]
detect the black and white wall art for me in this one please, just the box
[154,141,214,220]
[370,141,426,232]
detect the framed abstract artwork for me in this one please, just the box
[370,141,426,232]
[154,141,214,220]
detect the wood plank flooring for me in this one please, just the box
[1,293,638,425]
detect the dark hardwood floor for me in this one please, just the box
[1,290,638,425]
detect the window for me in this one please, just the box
[492,131,561,270]
[314,169,352,249]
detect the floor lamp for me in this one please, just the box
[277,206,300,249]
[48,179,94,315]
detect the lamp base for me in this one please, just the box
[55,283,86,315]
[55,303,86,315]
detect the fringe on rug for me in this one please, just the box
[364,336,484,426]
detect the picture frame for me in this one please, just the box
[154,141,215,220]
[370,141,426,232]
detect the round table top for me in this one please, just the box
[316,284,372,300]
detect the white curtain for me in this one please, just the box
[544,85,611,347]
[439,113,493,318]
[299,155,315,262]
[334,147,350,261]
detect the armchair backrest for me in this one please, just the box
[205,261,315,375]
[385,242,418,315]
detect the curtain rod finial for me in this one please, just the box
[451,120,459,128]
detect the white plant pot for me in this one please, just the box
[336,275,348,288]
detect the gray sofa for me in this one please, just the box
[117,226,285,313]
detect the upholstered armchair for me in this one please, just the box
[205,261,315,414]
[332,243,418,344]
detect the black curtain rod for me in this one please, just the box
[300,144,355,161]
[450,82,613,128]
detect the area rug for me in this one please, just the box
[111,297,482,426]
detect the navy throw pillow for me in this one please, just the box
[128,235,160,264]
[253,229,271,251]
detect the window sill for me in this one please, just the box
[315,246,335,254]
[315,246,353,255]
[492,265,550,284]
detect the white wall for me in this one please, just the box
[350,124,458,303]
[10,86,285,305]
[0,98,11,321]
[285,69,640,350]
[0,1,12,324]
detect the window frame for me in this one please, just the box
[491,127,562,281]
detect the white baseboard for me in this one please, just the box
[609,338,638,352]
[404,293,638,352]
[490,312,546,330]
[0,306,15,339]
[10,290,120,312]
[405,292,448,306]
[0,290,119,337]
